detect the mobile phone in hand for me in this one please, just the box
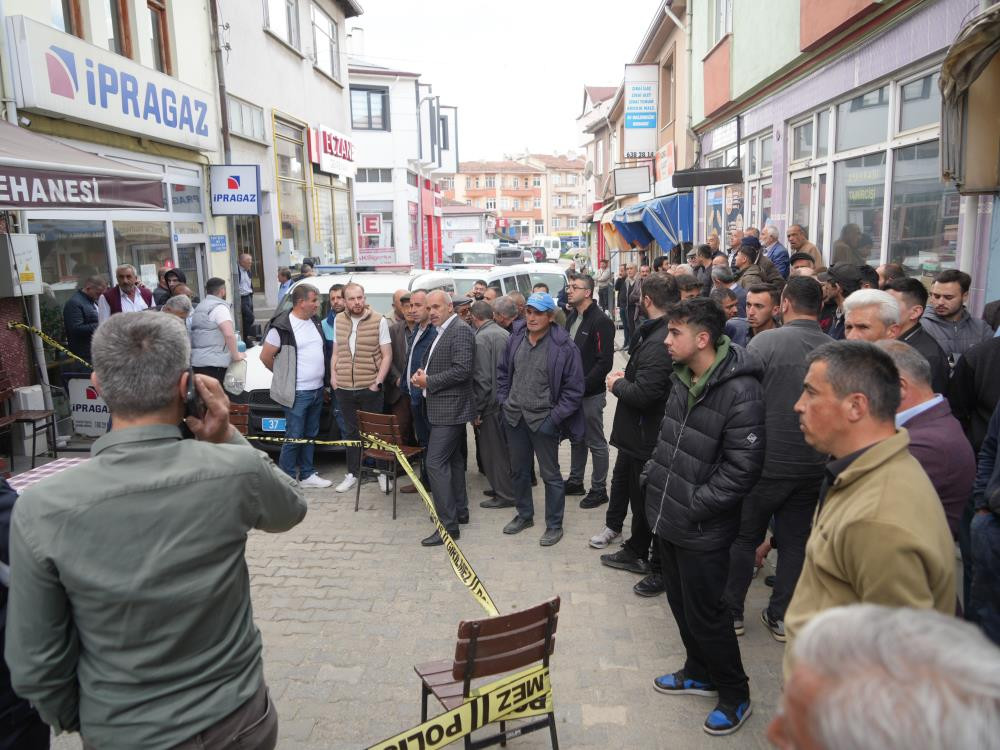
[184,367,206,419]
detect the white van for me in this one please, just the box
[534,236,563,262]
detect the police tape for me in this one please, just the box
[249,433,500,617]
[365,665,551,750]
[6,321,93,369]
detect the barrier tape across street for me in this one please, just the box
[7,321,93,369]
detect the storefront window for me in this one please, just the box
[760,136,773,171]
[333,187,352,261]
[358,211,393,250]
[792,122,812,161]
[174,221,204,235]
[816,173,827,256]
[275,119,310,260]
[791,176,812,238]
[816,110,830,158]
[889,140,959,275]
[113,221,171,288]
[832,153,886,265]
[760,183,772,227]
[279,180,308,259]
[899,72,940,133]
[276,137,305,181]
[171,183,201,213]
[836,85,889,152]
[316,187,335,263]
[705,187,724,239]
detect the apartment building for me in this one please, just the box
[515,154,587,242]
[443,160,544,241]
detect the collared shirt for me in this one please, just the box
[817,445,872,515]
[238,267,252,296]
[405,323,436,399]
[96,287,149,323]
[276,279,292,307]
[503,331,551,429]
[896,394,944,428]
[6,425,307,750]
[423,313,456,396]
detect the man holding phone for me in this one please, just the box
[6,312,306,750]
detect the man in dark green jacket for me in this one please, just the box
[6,313,306,750]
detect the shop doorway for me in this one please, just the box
[176,244,208,299]
[233,215,263,292]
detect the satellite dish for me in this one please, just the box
[584,161,594,180]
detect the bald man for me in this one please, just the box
[237,253,255,335]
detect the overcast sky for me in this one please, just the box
[347,0,660,162]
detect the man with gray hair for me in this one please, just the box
[6,313,305,749]
[769,604,1000,750]
[711,263,747,317]
[97,264,153,323]
[843,288,902,342]
[492,295,519,333]
[877,339,974,539]
[161,293,193,321]
[760,225,790,278]
[786,340,956,678]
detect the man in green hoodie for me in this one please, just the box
[644,297,765,736]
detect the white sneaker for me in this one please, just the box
[335,473,357,493]
[378,473,393,493]
[299,473,332,489]
[589,526,621,549]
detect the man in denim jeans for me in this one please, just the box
[497,292,584,547]
[261,284,332,488]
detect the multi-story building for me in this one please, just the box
[220,0,362,305]
[515,154,587,244]
[348,59,459,268]
[688,0,994,305]
[443,160,544,242]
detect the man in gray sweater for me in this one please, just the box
[724,276,830,642]
[472,300,515,509]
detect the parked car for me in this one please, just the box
[424,262,568,300]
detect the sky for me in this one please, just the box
[347,0,661,162]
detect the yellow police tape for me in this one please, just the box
[366,665,551,750]
[248,433,500,618]
[6,321,93,369]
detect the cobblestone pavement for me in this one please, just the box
[52,348,783,749]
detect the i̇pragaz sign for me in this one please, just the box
[7,15,216,151]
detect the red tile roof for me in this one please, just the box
[523,154,586,170]
[585,86,618,105]
[457,160,541,174]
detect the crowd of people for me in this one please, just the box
[4,225,1000,746]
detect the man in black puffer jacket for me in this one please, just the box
[646,297,765,737]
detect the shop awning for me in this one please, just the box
[601,216,630,253]
[641,193,694,250]
[613,207,654,247]
[0,122,165,210]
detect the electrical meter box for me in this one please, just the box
[0,233,42,297]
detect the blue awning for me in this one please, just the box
[612,207,654,247]
[641,193,693,250]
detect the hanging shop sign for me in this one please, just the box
[209,165,260,215]
[308,125,357,178]
[0,165,164,209]
[623,64,658,159]
[8,15,215,151]
[360,213,382,236]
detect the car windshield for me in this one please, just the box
[530,272,566,293]
[452,278,485,296]
[452,252,495,264]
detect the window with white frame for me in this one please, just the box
[513,199,520,210]
[311,4,339,79]
[533,198,541,209]
[712,0,733,45]
[534,220,544,234]
[567,174,577,186]
[532,175,541,187]
[265,0,300,48]
[552,173,561,186]
[552,218,561,230]
[568,218,578,229]
[485,175,496,188]
[440,176,453,190]
[485,198,496,210]
[227,95,265,142]
[553,195,562,208]
[500,198,510,210]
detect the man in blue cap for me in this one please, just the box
[497,292,585,546]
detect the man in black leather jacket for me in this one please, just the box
[645,297,765,737]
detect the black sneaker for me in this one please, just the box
[600,547,650,575]
[564,480,586,496]
[480,496,514,509]
[483,488,496,497]
[765,574,775,587]
[579,489,609,509]
[633,574,665,597]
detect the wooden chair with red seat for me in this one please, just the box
[0,366,57,470]
[228,403,250,436]
[355,410,424,519]
[414,597,561,749]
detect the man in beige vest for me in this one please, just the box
[330,282,392,493]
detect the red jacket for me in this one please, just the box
[103,285,153,314]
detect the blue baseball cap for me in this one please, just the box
[525,292,556,312]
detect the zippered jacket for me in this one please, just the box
[565,302,616,396]
[644,340,765,550]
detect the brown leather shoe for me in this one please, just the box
[400,484,418,494]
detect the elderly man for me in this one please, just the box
[6,313,305,749]
[769,604,1000,750]
[330,282,392,493]
[760,225,790,278]
[400,290,435,491]
[786,224,822,269]
[97,264,153,323]
[785,341,956,678]
[63,275,106,366]
[276,267,293,307]
[843,288,902,342]
[595,259,613,311]
[711,262,747,318]
[497,292,584,546]
[876,339,974,540]
[237,253,255,334]
[190,277,246,384]
[411,290,475,546]
[161,294,193,321]
[391,289,409,323]
[472,300,515,510]
[262,284,332,489]
[492,295,519,333]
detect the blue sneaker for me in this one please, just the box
[703,700,752,736]
[653,670,718,697]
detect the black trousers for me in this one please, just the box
[193,365,227,385]
[658,537,749,706]
[606,452,658,564]
[426,423,469,533]
[240,293,255,334]
[723,475,821,621]
[335,387,384,474]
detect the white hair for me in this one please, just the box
[161,294,193,316]
[791,604,1000,750]
[843,288,901,326]
[763,225,781,241]
[673,263,694,275]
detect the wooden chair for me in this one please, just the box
[355,410,424,519]
[228,403,249,436]
[0,368,57,470]
[414,597,560,749]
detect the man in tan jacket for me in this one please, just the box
[784,340,955,678]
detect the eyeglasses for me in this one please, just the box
[568,285,589,291]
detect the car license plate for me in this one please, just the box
[262,418,286,432]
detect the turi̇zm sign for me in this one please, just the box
[210,165,260,215]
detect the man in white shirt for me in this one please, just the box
[97,264,153,323]
[190,277,246,384]
[260,284,332,488]
[330,283,393,492]
[238,253,255,336]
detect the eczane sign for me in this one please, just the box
[308,125,356,177]
[7,15,215,151]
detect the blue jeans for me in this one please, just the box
[970,511,1000,647]
[504,415,565,530]
[278,387,324,480]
